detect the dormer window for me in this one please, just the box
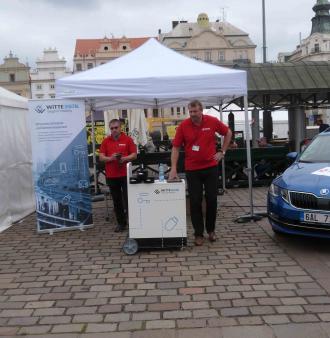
[123,46,127,50]
[104,46,108,51]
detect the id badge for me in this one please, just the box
[192,145,200,152]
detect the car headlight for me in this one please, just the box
[280,189,290,204]
[269,184,289,204]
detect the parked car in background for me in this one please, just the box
[268,130,330,238]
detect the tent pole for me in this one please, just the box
[219,102,226,192]
[90,103,98,194]
[235,96,265,223]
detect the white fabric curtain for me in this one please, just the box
[103,110,120,135]
[0,102,34,232]
[128,109,148,146]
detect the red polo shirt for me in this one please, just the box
[172,115,229,171]
[99,133,137,178]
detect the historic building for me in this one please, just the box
[0,52,31,98]
[278,0,330,125]
[73,36,150,73]
[278,0,330,62]
[30,48,72,99]
[159,13,256,66]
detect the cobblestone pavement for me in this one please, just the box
[2,187,330,337]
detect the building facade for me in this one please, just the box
[278,0,330,125]
[73,36,150,73]
[278,0,330,62]
[159,13,256,66]
[0,52,31,98]
[30,48,72,100]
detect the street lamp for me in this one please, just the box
[262,0,267,63]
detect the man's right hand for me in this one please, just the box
[168,168,179,181]
[108,153,119,162]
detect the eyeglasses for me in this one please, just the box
[110,126,119,130]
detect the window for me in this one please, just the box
[314,43,320,53]
[37,84,42,90]
[205,51,212,62]
[50,84,55,89]
[176,107,180,113]
[144,109,148,118]
[9,73,15,82]
[49,94,55,98]
[192,52,198,60]
[76,63,82,71]
[171,107,174,115]
[121,110,128,119]
[123,45,127,50]
[104,46,108,51]
[153,109,159,118]
[60,162,67,173]
[87,63,93,69]
[218,50,225,61]
[36,94,44,99]
[183,107,186,114]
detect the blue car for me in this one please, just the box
[268,130,330,238]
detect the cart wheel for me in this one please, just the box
[123,238,138,255]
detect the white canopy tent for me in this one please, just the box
[56,38,259,221]
[0,87,35,232]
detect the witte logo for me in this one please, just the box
[35,105,46,114]
[154,189,160,194]
[320,188,329,196]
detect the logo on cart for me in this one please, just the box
[320,188,329,196]
[35,105,46,114]
[154,188,180,195]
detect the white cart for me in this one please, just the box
[123,163,187,254]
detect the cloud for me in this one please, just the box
[0,0,321,70]
[29,0,101,10]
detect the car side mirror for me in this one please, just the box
[286,152,298,161]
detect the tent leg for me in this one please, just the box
[91,107,98,195]
[235,96,266,223]
[219,104,226,192]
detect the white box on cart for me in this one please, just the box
[127,178,187,239]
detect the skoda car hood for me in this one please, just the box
[277,162,330,197]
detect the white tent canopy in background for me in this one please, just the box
[56,38,247,109]
[0,87,34,232]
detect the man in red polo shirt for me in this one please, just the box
[169,100,232,246]
[99,119,137,232]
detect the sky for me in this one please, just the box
[0,0,317,70]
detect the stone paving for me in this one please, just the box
[1,187,330,337]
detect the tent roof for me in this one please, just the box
[0,87,28,109]
[56,38,247,109]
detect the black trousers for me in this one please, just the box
[107,177,128,226]
[186,166,218,237]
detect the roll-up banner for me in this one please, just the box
[28,99,93,233]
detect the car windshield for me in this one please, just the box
[299,134,330,163]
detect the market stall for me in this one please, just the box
[56,38,255,251]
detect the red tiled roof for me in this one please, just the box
[74,37,152,56]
